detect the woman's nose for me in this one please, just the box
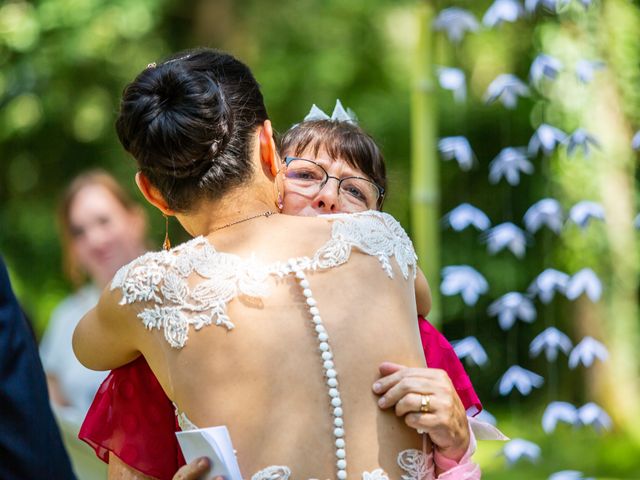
[313,179,340,213]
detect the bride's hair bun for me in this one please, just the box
[116,49,268,212]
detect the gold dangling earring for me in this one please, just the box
[162,214,171,251]
[275,168,284,212]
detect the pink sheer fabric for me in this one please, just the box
[433,420,481,479]
[79,316,481,479]
[78,356,185,479]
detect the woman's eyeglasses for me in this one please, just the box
[283,156,384,210]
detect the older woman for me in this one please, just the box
[74,49,481,479]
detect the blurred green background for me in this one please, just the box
[1,0,640,477]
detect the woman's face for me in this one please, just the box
[281,147,381,216]
[68,184,145,286]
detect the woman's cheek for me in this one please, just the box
[282,193,317,216]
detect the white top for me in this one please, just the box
[39,285,108,421]
[111,211,431,479]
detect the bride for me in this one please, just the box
[73,48,472,479]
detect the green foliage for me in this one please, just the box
[1,1,640,473]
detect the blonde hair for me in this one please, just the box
[58,169,146,287]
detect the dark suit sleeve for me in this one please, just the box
[0,256,76,479]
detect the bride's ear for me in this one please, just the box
[259,120,280,177]
[135,172,174,215]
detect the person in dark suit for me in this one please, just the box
[0,255,76,479]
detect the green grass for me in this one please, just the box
[475,408,640,479]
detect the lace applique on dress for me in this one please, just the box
[243,450,432,480]
[397,449,433,480]
[110,211,416,349]
[250,466,292,480]
[111,238,272,348]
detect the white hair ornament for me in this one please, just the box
[302,99,358,124]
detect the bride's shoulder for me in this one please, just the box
[322,210,408,232]
[109,237,214,302]
[317,211,417,280]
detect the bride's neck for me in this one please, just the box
[174,183,277,238]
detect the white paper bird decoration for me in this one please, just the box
[489,148,533,186]
[484,74,531,109]
[528,124,567,157]
[433,8,480,44]
[438,136,477,171]
[437,67,467,103]
[453,336,489,367]
[566,268,602,302]
[441,266,489,307]
[501,439,541,465]
[528,268,570,304]
[498,365,544,396]
[483,0,525,27]
[569,336,608,369]
[575,59,605,84]
[482,223,529,258]
[523,198,564,234]
[565,128,601,157]
[443,203,491,232]
[568,201,605,229]
[488,292,537,330]
[529,327,573,362]
[542,401,579,433]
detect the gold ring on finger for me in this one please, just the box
[420,394,431,413]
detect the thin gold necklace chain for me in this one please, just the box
[211,210,277,232]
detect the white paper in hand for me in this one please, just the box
[176,426,243,480]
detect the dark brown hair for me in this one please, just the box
[279,120,387,208]
[115,48,268,212]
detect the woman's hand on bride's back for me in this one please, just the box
[372,361,470,462]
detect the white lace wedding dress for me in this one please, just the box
[110,211,435,480]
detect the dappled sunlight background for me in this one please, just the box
[1,0,639,478]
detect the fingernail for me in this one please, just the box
[373,382,382,393]
[378,397,386,407]
[197,457,209,468]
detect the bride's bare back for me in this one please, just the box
[81,212,428,479]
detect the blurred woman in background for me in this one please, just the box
[39,169,147,477]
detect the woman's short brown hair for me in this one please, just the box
[279,120,387,208]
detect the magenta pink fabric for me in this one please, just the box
[418,316,482,416]
[79,316,481,479]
